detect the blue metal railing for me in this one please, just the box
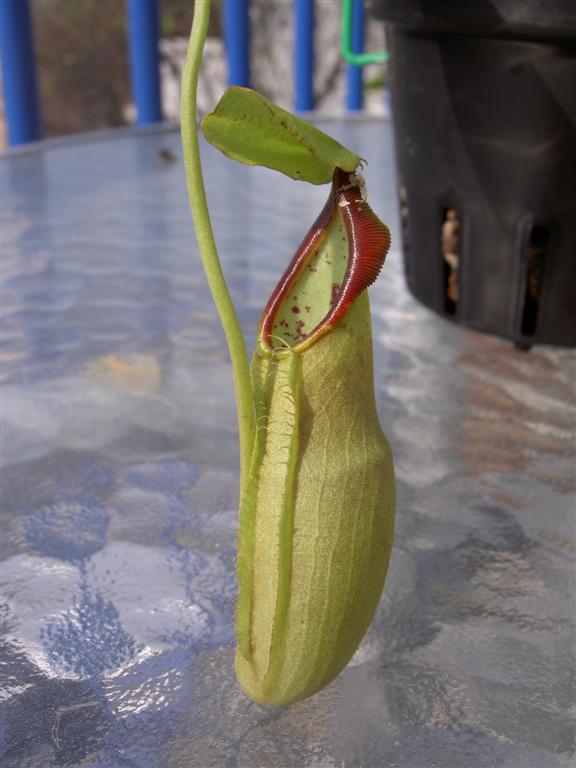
[127,0,162,125]
[224,0,250,87]
[294,0,315,111]
[0,0,41,146]
[0,0,374,147]
[346,0,365,111]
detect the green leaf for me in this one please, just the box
[200,87,362,185]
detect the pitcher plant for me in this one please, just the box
[180,0,395,707]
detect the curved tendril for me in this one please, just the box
[180,0,255,490]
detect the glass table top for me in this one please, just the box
[1,120,574,768]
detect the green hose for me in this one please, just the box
[341,0,389,66]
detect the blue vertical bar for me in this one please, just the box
[0,0,41,146]
[346,0,364,111]
[224,0,250,86]
[127,0,162,125]
[294,0,314,111]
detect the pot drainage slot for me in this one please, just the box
[520,223,550,338]
[399,185,412,286]
[441,208,460,315]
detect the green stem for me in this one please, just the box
[180,0,255,489]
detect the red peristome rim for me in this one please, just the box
[259,167,391,351]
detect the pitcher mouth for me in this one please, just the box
[258,168,391,354]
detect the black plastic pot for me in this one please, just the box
[371,0,576,347]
